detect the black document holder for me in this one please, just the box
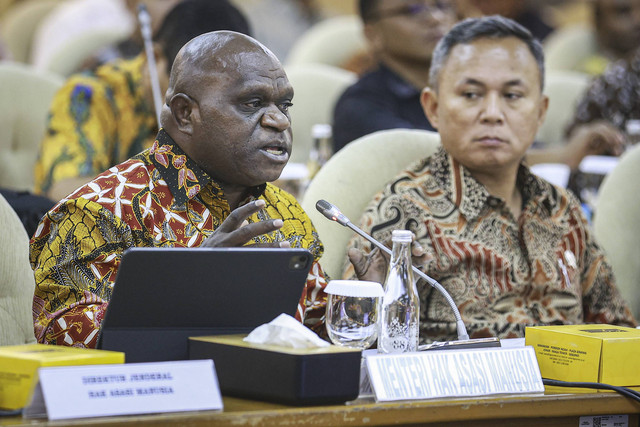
[98,247,313,363]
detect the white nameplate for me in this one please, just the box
[366,346,544,402]
[23,359,222,420]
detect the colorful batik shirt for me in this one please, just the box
[566,50,640,137]
[34,54,157,195]
[343,148,636,343]
[31,129,328,348]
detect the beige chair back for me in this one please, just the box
[37,27,131,76]
[30,0,133,75]
[285,15,367,70]
[301,129,441,280]
[0,0,18,17]
[543,25,598,73]
[0,0,61,63]
[593,144,640,320]
[0,193,37,346]
[537,70,591,148]
[286,63,357,164]
[0,62,63,192]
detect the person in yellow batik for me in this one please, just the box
[33,0,251,202]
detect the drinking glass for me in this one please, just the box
[325,280,384,349]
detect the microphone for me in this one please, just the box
[138,3,163,129]
[316,199,470,341]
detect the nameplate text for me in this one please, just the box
[24,359,222,420]
[366,346,543,402]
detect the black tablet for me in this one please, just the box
[98,247,313,362]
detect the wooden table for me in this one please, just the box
[2,391,639,426]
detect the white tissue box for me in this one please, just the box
[188,335,361,405]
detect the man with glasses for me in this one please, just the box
[332,0,458,152]
[332,0,624,170]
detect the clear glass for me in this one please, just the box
[378,230,420,353]
[326,293,379,349]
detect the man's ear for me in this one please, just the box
[169,93,197,136]
[420,87,439,130]
[536,93,550,129]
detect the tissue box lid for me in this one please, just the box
[525,324,640,386]
[188,335,362,405]
[190,334,361,355]
[0,344,124,410]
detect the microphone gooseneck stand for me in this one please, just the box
[138,3,163,129]
[315,199,470,341]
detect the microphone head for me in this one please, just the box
[137,3,151,28]
[137,3,149,14]
[316,199,349,226]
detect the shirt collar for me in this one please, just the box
[428,147,554,219]
[378,63,421,99]
[148,129,266,207]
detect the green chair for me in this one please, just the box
[0,193,37,346]
[0,62,62,192]
[301,129,441,280]
[593,144,640,320]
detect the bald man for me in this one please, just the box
[31,31,381,348]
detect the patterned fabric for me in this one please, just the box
[567,50,640,137]
[576,53,611,77]
[34,54,157,195]
[31,129,328,348]
[343,147,636,343]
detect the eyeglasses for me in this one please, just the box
[369,0,455,20]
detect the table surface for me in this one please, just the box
[2,390,639,427]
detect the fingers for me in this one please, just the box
[348,247,369,277]
[248,241,291,248]
[579,122,625,156]
[231,218,284,244]
[349,247,388,284]
[202,199,289,248]
[216,199,267,232]
[411,239,425,257]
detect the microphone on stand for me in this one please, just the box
[316,199,470,341]
[137,3,163,129]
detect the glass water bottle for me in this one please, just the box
[378,229,420,353]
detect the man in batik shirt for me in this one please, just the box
[344,16,637,344]
[31,31,384,348]
[33,0,250,201]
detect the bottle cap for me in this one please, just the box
[391,229,412,243]
[325,280,384,297]
[311,123,332,139]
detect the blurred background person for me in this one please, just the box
[459,0,556,41]
[33,0,251,202]
[332,0,458,152]
[577,0,640,76]
[332,0,620,172]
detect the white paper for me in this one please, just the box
[243,313,329,348]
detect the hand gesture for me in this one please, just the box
[347,234,433,284]
[201,199,291,248]
[564,121,625,169]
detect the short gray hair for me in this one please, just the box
[428,15,545,91]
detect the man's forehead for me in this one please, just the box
[448,37,532,63]
[204,56,291,92]
[438,37,542,89]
